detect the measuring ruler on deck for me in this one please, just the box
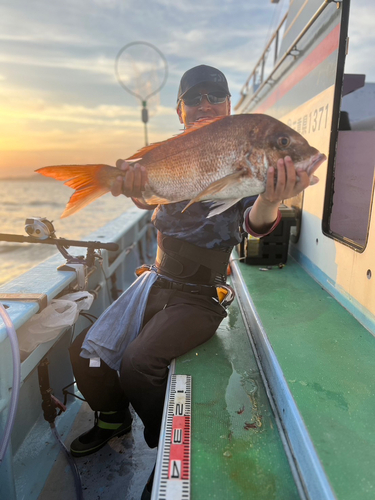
[156,374,192,500]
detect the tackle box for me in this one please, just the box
[238,204,297,266]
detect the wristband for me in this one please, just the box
[243,206,282,237]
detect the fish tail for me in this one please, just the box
[36,165,112,218]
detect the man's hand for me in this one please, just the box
[248,156,318,235]
[111,160,148,198]
[260,155,313,205]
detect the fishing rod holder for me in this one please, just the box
[0,217,119,273]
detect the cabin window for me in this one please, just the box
[325,0,375,249]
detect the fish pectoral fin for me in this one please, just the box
[181,168,248,213]
[206,199,243,218]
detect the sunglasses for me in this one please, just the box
[181,92,228,107]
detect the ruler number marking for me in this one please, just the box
[175,403,184,415]
[170,460,181,479]
[173,428,183,443]
[158,375,191,499]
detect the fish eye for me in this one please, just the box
[278,136,290,148]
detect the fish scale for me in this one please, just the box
[36,114,326,218]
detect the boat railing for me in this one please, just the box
[235,0,338,112]
[235,11,288,110]
[0,208,157,500]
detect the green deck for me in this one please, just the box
[173,255,375,499]
[175,296,300,500]
[235,257,375,500]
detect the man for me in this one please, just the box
[69,65,312,499]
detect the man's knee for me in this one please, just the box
[121,347,143,378]
[121,345,168,388]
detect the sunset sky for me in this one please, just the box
[1,0,374,178]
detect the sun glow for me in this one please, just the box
[0,85,176,177]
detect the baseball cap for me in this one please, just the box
[177,65,231,102]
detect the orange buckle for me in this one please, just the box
[135,264,151,277]
[216,285,235,306]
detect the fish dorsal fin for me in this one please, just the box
[179,116,227,133]
[126,116,227,161]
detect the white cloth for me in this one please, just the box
[80,271,157,370]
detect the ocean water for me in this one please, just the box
[0,178,134,286]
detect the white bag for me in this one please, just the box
[17,292,93,359]
[58,291,94,311]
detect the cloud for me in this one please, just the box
[2,0,375,178]
[344,4,375,81]
[144,0,259,15]
[0,51,115,78]
[0,0,277,113]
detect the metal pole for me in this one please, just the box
[142,100,149,146]
[144,122,148,146]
